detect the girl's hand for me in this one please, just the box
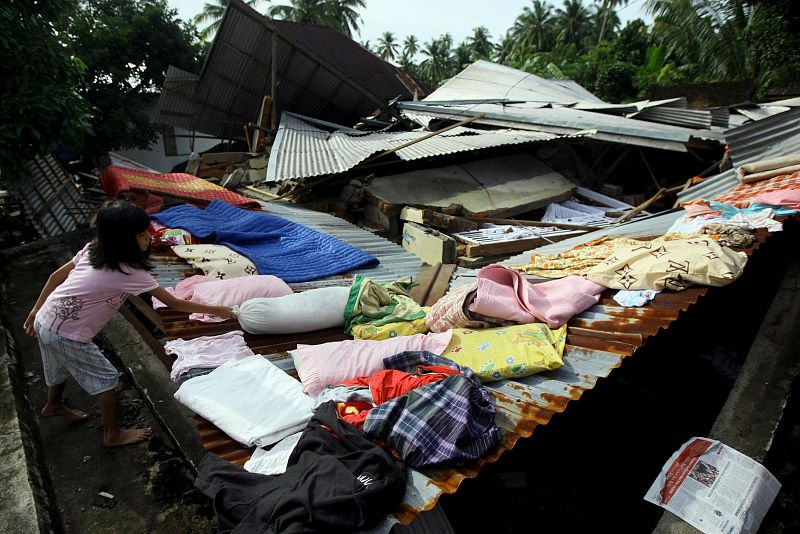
[23,308,39,337]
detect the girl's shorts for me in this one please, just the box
[34,320,119,395]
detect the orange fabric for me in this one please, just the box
[100,165,260,208]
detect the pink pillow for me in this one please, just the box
[190,275,292,306]
[296,331,454,397]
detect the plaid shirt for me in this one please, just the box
[363,351,500,468]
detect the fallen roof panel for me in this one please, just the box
[266,112,581,182]
[397,101,722,151]
[156,0,423,139]
[425,60,606,105]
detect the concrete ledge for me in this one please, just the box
[653,251,800,533]
[0,324,59,533]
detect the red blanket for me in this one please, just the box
[100,165,260,208]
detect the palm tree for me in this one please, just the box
[376,31,399,62]
[452,41,473,72]
[555,0,591,51]
[194,0,261,41]
[646,0,749,83]
[268,0,366,38]
[596,0,628,44]
[510,1,554,55]
[403,35,419,58]
[468,26,494,61]
[593,2,622,44]
[420,37,453,87]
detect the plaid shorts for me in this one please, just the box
[34,320,119,395]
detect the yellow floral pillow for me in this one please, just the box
[441,324,567,382]
[351,313,430,340]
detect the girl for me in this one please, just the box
[23,200,236,447]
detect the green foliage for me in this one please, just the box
[70,0,204,155]
[268,0,366,38]
[0,0,93,185]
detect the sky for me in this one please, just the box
[168,0,654,49]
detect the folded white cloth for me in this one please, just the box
[174,355,313,447]
[244,432,303,476]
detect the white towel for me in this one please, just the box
[174,355,313,447]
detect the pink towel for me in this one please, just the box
[468,264,605,329]
[749,189,800,210]
[684,202,722,219]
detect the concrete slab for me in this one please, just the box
[365,154,576,218]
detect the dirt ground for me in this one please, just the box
[2,239,214,533]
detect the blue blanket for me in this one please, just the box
[153,200,379,283]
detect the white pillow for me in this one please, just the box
[236,286,350,334]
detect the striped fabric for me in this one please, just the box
[711,170,800,208]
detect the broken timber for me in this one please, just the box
[401,222,457,265]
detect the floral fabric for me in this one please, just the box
[441,324,567,383]
[511,234,696,278]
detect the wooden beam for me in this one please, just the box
[401,222,457,265]
[409,263,456,306]
[400,207,481,233]
[615,187,667,224]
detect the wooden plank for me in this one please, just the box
[409,264,438,305]
[422,263,456,306]
[127,294,166,333]
[118,305,173,371]
[409,263,456,306]
[459,229,586,257]
[401,222,457,265]
[465,216,598,232]
[400,207,481,232]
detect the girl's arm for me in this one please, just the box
[149,287,237,320]
[23,260,76,337]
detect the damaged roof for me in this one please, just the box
[266,112,590,182]
[679,107,800,203]
[399,60,724,151]
[156,0,424,139]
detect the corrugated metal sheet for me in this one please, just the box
[629,107,713,129]
[158,218,774,532]
[398,100,723,152]
[156,0,423,139]
[425,60,608,105]
[679,107,800,203]
[17,154,93,237]
[266,112,581,182]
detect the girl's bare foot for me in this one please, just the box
[41,404,89,422]
[103,427,153,447]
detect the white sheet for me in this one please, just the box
[174,355,313,447]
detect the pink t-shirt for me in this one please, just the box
[35,244,159,342]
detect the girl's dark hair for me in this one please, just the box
[88,200,153,272]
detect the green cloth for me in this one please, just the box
[343,274,427,333]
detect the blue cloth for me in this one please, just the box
[153,200,379,283]
[709,201,797,218]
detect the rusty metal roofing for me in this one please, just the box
[144,188,777,531]
[155,0,423,139]
[17,154,94,237]
[266,112,583,182]
[152,221,772,532]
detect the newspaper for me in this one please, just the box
[644,437,781,534]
